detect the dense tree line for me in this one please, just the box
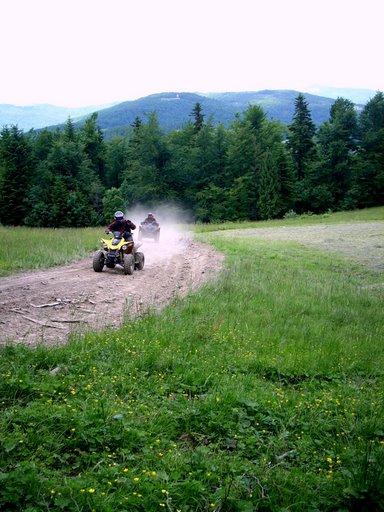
[0,93,383,227]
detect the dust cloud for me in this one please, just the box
[124,204,192,265]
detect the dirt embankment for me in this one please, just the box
[222,221,384,271]
[0,232,223,346]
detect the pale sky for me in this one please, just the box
[1,0,383,106]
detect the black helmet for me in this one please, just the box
[114,211,124,220]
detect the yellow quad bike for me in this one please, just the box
[93,231,145,275]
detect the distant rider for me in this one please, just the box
[106,211,136,241]
[142,212,159,227]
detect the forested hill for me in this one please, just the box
[93,92,236,134]
[206,90,352,125]
[88,90,348,135]
[1,90,362,134]
[1,91,383,228]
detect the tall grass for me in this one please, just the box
[1,235,383,511]
[0,226,102,276]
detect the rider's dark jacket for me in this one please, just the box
[143,217,159,226]
[107,219,136,234]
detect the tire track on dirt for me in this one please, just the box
[0,238,223,346]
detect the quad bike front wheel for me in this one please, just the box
[93,250,105,272]
[123,254,135,275]
[134,251,145,270]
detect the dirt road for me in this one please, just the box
[221,221,384,270]
[0,232,223,346]
[2,220,382,346]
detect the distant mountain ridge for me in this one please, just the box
[206,89,346,125]
[93,92,236,131]
[0,103,114,131]
[306,86,377,105]
[88,90,363,136]
[0,89,370,133]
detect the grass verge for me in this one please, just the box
[1,234,383,511]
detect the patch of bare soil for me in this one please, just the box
[223,221,384,270]
[0,234,223,346]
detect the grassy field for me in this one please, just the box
[1,232,383,511]
[0,226,102,277]
[1,207,383,277]
[0,207,383,277]
[194,206,384,233]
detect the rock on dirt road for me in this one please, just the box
[0,234,223,346]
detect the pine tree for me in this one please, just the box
[50,176,69,226]
[244,105,265,133]
[195,184,229,222]
[225,107,288,220]
[31,128,55,161]
[226,117,256,180]
[191,103,204,133]
[228,174,257,220]
[120,113,169,205]
[257,150,281,219]
[0,126,34,225]
[192,121,217,190]
[63,117,76,142]
[131,116,142,129]
[349,91,384,207]
[256,122,294,218]
[287,94,316,179]
[225,119,259,216]
[163,124,197,203]
[105,137,129,188]
[359,91,384,134]
[316,97,358,208]
[24,161,54,227]
[211,124,228,187]
[102,187,125,223]
[80,113,106,183]
[26,123,104,227]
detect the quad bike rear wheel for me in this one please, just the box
[93,250,105,272]
[123,254,135,275]
[134,251,145,270]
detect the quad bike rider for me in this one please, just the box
[138,212,160,242]
[93,211,145,275]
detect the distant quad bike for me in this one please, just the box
[138,222,160,243]
[93,231,145,275]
